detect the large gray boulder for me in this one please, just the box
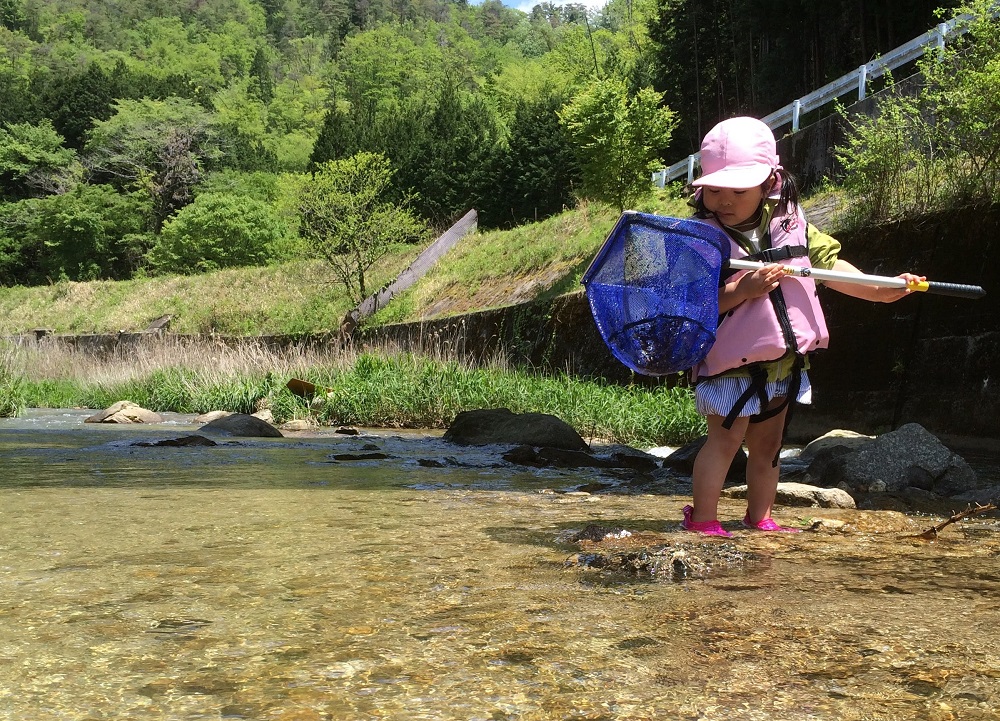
[444,408,589,451]
[808,423,980,497]
[200,413,284,438]
[799,429,874,460]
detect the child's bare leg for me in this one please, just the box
[690,414,749,522]
[743,401,789,523]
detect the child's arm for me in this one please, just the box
[823,259,926,302]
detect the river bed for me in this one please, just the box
[1,409,999,720]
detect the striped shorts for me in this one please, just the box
[695,370,812,418]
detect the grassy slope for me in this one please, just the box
[0,191,842,336]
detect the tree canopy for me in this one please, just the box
[0,0,959,288]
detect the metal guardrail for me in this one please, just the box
[652,14,975,188]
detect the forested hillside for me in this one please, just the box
[0,0,953,290]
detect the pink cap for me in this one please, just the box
[692,117,779,189]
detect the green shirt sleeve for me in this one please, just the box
[807,223,841,270]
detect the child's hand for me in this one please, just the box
[737,263,784,299]
[878,273,927,302]
[719,263,785,313]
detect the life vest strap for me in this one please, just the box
[749,245,807,263]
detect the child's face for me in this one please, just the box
[701,185,767,227]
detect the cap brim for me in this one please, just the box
[692,164,773,189]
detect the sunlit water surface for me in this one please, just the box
[2,409,999,721]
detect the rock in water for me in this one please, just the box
[200,413,284,438]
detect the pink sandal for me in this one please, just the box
[742,514,802,533]
[681,505,733,537]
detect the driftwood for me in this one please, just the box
[913,503,998,540]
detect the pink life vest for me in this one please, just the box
[692,206,830,380]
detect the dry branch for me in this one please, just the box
[914,503,998,540]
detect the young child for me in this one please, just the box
[681,116,924,537]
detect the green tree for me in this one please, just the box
[0,184,148,283]
[39,61,121,149]
[477,93,579,228]
[0,69,37,127]
[647,0,960,156]
[85,97,221,231]
[402,80,501,226]
[836,0,1000,222]
[0,0,26,32]
[298,152,426,303]
[559,78,675,211]
[0,119,80,198]
[147,192,292,273]
[249,45,274,103]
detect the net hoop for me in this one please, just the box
[581,212,731,376]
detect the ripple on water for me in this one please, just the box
[1,415,1000,719]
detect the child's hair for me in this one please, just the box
[774,169,800,217]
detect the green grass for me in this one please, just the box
[0,190,855,444]
[0,338,704,447]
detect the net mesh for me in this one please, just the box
[582,213,730,376]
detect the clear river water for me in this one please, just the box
[1,409,999,721]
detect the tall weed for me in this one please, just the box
[0,342,26,417]
[4,339,704,447]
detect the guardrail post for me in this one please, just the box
[858,63,868,100]
[792,100,801,133]
[686,154,696,185]
[936,21,947,53]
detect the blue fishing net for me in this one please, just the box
[582,212,730,376]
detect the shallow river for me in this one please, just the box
[1,410,999,721]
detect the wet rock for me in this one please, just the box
[799,429,874,460]
[952,485,1000,505]
[85,401,163,425]
[568,542,768,581]
[571,524,633,542]
[575,481,614,493]
[503,445,611,468]
[811,423,980,497]
[418,458,448,467]
[607,448,661,473]
[662,436,747,481]
[327,452,390,461]
[195,410,231,424]
[200,413,284,438]
[808,517,849,532]
[444,408,589,451]
[776,454,811,481]
[723,481,856,508]
[805,445,858,486]
[280,419,316,431]
[854,486,953,514]
[132,435,218,447]
[502,444,661,473]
